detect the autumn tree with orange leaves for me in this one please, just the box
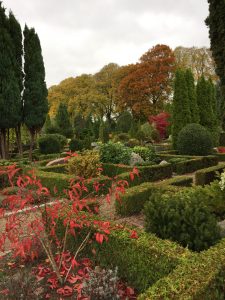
[117,44,175,118]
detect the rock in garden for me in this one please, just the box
[46,157,67,166]
[129,152,144,166]
[159,160,168,166]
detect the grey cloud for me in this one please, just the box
[3,0,210,86]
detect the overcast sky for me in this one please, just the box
[3,0,210,87]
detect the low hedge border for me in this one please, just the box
[138,238,225,300]
[39,164,67,174]
[55,217,191,293]
[102,163,133,177]
[115,176,191,216]
[173,156,218,175]
[216,153,225,161]
[195,163,225,186]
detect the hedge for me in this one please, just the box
[195,163,225,186]
[216,153,225,162]
[115,176,191,216]
[39,164,67,174]
[173,156,218,175]
[36,170,113,197]
[55,219,191,293]
[138,238,225,299]
[102,163,133,177]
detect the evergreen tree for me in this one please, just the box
[55,103,73,137]
[43,114,52,134]
[99,121,109,143]
[8,11,24,156]
[196,76,219,145]
[196,76,215,129]
[185,69,199,123]
[23,25,48,160]
[116,111,134,133]
[0,3,21,159]
[172,69,191,148]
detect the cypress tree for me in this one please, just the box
[55,103,73,137]
[8,11,24,156]
[196,76,215,129]
[185,69,199,123]
[0,3,21,159]
[206,0,225,127]
[23,25,48,160]
[172,69,191,148]
[43,114,52,134]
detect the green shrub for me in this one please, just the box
[195,163,225,186]
[125,138,140,148]
[139,238,225,300]
[133,146,156,162]
[67,150,101,178]
[38,135,62,154]
[144,189,221,251]
[116,111,134,133]
[49,134,67,149]
[69,137,91,151]
[219,132,225,146]
[99,142,132,164]
[55,218,191,293]
[177,123,213,156]
[39,164,67,174]
[173,156,218,175]
[113,133,130,143]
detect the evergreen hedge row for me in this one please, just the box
[54,219,191,293]
[195,163,225,186]
[115,176,191,216]
[138,238,225,300]
[173,156,218,174]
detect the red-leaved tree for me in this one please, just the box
[148,112,170,140]
[0,161,139,298]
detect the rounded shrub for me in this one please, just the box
[99,142,132,164]
[69,137,91,151]
[144,189,220,252]
[133,146,156,162]
[38,135,61,154]
[177,123,213,155]
[67,150,101,178]
[50,134,67,149]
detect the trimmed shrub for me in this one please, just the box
[139,238,225,300]
[172,156,218,174]
[55,219,191,293]
[177,123,213,156]
[39,164,67,174]
[38,135,61,154]
[99,142,132,165]
[67,150,101,178]
[133,146,156,162]
[125,138,140,148]
[144,189,221,251]
[69,137,91,151]
[195,163,225,186]
[113,133,130,143]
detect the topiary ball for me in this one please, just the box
[177,123,213,156]
[38,135,61,154]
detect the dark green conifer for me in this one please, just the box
[55,103,73,137]
[172,69,191,148]
[23,25,48,160]
[185,69,199,123]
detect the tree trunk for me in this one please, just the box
[0,129,6,159]
[15,125,23,157]
[29,129,35,161]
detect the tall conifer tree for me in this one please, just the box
[185,69,199,123]
[172,69,191,148]
[0,3,21,158]
[23,25,48,160]
[8,11,23,155]
[55,103,73,137]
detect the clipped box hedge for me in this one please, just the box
[215,153,225,162]
[39,164,67,174]
[115,176,191,216]
[102,163,133,177]
[195,163,225,186]
[138,238,225,300]
[55,219,191,293]
[173,156,218,175]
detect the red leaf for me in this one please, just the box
[130,230,138,239]
[57,285,73,296]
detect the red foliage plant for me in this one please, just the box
[148,111,170,139]
[0,159,139,298]
[217,147,225,153]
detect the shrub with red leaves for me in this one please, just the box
[148,112,170,139]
